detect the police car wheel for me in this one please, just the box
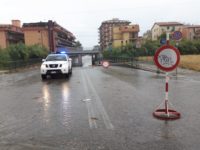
[64,73,69,78]
[69,68,72,75]
[41,75,47,80]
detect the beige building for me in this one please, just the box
[181,25,200,40]
[112,25,139,48]
[0,20,24,49]
[151,22,183,41]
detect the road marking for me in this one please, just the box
[83,70,114,130]
[82,98,92,102]
[81,71,97,129]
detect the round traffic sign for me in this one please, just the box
[154,45,180,72]
[102,61,110,68]
[172,31,182,41]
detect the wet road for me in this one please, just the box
[0,66,200,150]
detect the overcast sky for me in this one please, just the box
[1,0,200,48]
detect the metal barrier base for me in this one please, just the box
[153,109,181,120]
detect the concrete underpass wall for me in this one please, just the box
[71,55,82,67]
[82,55,92,67]
[70,53,101,67]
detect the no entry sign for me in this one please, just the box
[154,45,180,72]
[102,61,110,68]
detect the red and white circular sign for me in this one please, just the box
[102,61,110,68]
[154,45,180,72]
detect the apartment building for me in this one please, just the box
[0,20,24,49]
[99,18,131,50]
[182,25,200,40]
[112,24,139,48]
[23,20,76,52]
[151,22,183,41]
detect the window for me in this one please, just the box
[46,55,67,61]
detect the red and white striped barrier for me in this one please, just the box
[153,33,181,120]
[153,73,180,120]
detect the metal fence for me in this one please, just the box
[103,57,165,74]
[0,58,42,70]
[104,56,200,75]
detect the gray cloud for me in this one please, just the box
[1,0,199,47]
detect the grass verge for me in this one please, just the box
[138,55,200,71]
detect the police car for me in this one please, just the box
[40,53,72,79]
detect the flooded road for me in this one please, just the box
[0,66,200,149]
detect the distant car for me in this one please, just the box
[40,53,72,80]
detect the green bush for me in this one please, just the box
[27,44,48,59]
[6,43,29,61]
[0,43,48,67]
[0,49,11,68]
[178,40,200,54]
[103,39,200,58]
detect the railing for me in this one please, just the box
[0,58,42,70]
[103,57,166,74]
[104,57,139,67]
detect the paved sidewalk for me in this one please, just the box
[138,62,200,76]
[0,70,9,74]
[0,64,40,75]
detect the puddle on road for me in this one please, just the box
[90,117,98,121]
[32,96,41,100]
[155,122,177,140]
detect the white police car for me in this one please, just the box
[40,53,72,79]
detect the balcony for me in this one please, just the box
[120,25,139,33]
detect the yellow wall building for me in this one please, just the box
[23,29,49,49]
[0,32,7,49]
[112,25,139,48]
[23,21,76,52]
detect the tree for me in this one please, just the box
[27,44,48,59]
[74,41,82,48]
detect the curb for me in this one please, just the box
[0,70,9,75]
[0,65,40,75]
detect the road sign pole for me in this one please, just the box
[165,33,170,116]
[165,73,169,116]
[166,32,170,45]
[153,42,181,120]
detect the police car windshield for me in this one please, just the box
[46,55,67,61]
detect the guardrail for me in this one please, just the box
[0,58,42,70]
[103,57,139,68]
[103,57,177,75]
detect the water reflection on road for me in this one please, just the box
[41,79,72,129]
[42,84,50,123]
[62,82,71,128]
[1,64,200,149]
